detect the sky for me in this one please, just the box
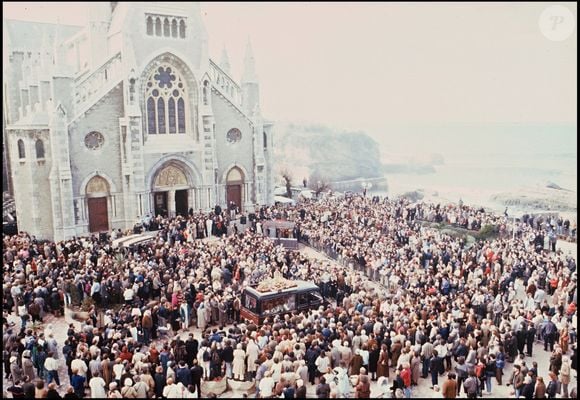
[3,2,577,144]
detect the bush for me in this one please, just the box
[476,224,499,241]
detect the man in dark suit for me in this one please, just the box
[190,359,204,398]
[185,334,199,366]
[176,360,192,387]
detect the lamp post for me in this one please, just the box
[506,208,516,241]
[361,181,373,197]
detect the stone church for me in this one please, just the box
[3,2,275,241]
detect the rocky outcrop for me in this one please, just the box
[274,122,383,183]
[399,189,425,202]
[491,186,577,212]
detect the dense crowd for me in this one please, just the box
[2,195,577,399]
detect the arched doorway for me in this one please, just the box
[86,176,110,233]
[152,163,191,217]
[226,167,244,211]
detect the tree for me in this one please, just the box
[309,172,332,199]
[281,169,293,199]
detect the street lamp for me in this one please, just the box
[361,181,373,197]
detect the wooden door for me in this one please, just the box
[154,192,168,217]
[226,184,242,210]
[88,197,109,233]
[175,189,188,216]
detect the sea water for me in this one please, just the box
[372,124,577,217]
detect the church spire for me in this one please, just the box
[220,45,231,74]
[242,37,257,83]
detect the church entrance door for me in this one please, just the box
[226,185,242,211]
[175,189,188,216]
[225,167,245,212]
[154,191,168,217]
[88,197,109,233]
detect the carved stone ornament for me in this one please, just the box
[154,165,188,187]
[86,175,109,194]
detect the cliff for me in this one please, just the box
[274,122,383,184]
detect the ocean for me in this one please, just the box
[370,124,577,217]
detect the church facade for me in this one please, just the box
[3,2,275,241]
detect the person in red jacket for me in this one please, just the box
[401,363,412,398]
[119,346,133,363]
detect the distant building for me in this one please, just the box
[3,2,275,240]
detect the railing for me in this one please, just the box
[208,59,242,106]
[298,235,390,288]
[73,53,123,114]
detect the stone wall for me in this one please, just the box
[212,92,255,206]
[7,130,54,239]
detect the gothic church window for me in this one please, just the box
[171,19,178,37]
[17,139,26,159]
[177,98,186,133]
[145,65,188,135]
[157,98,166,133]
[163,18,170,37]
[146,15,186,39]
[35,139,45,159]
[168,98,176,133]
[155,17,162,36]
[179,20,186,38]
[147,98,156,134]
[226,128,242,143]
[146,16,153,35]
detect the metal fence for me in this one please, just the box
[298,236,385,285]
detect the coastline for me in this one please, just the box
[370,177,577,221]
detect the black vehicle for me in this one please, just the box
[3,222,18,236]
[240,279,325,324]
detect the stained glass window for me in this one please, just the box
[168,98,176,133]
[155,18,161,36]
[147,97,156,134]
[177,98,185,133]
[171,19,178,37]
[17,139,25,159]
[157,98,166,134]
[179,20,186,38]
[154,67,175,89]
[163,18,170,37]
[35,139,45,159]
[145,63,189,135]
[227,128,242,143]
[146,17,153,35]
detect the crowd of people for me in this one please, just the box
[2,194,578,398]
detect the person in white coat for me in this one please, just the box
[89,371,107,398]
[246,338,260,378]
[197,302,207,331]
[334,364,352,398]
[206,218,213,238]
[233,343,247,381]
